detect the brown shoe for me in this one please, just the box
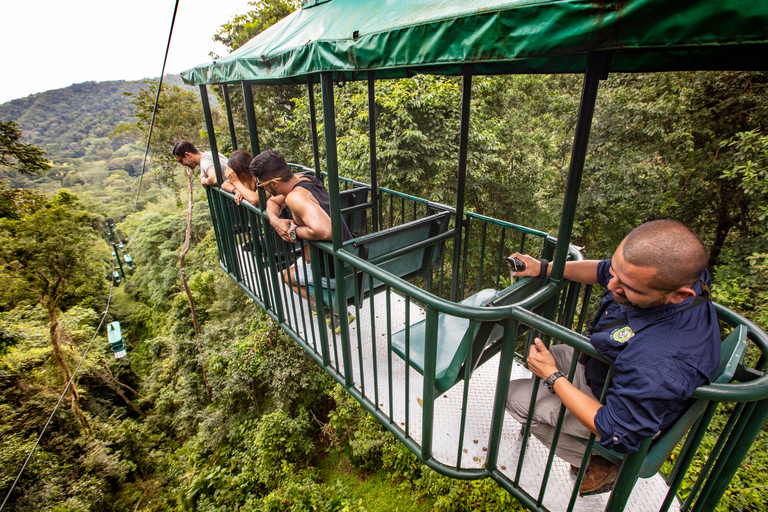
[579,455,619,496]
[570,464,579,476]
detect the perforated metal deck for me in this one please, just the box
[274,280,681,512]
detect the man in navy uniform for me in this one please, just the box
[506,220,720,495]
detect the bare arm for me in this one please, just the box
[200,166,218,186]
[510,253,600,285]
[527,338,602,436]
[285,190,333,241]
[266,195,292,241]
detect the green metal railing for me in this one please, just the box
[194,60,768,510]
[205,181,768,512]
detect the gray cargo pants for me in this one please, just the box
[505,344,598,467]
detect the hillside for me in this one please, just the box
[0,75,202,161]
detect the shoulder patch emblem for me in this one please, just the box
[611,326,635,343]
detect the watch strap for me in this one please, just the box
[543,370,565,394]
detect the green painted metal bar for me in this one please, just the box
[461,215,471,298]
[241,81,260,155]
[386,286,395,423]
[420,304,439,461]
[310,244,331,367]
[405,298,411,437]
[450,65,473,302]
[368,274,379,408]
[467,211,549,237]
[692,399,768,512]
[222,84,238,151]
[659,402,718,512]
[199,85,225,188]
[486,318,520,471]
[495,227,506,290]
[605,438,653,512]
[307,74,322,185]
[367,71,379,233]
[537,350,581,506]
[240,80,261,156]
[550,51,612,286]
[477,221,488,291]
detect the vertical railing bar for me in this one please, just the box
[404,297,411,438]
[456,339,474,469]
[222,83,238,151]
[461,215,471,300]
[684,401,749,512]
[241,80,260,155]
[353,272,365,398]
[495,227,506,290]
[299,249,319,353]
[420,304,439,462]
[659,402,718,512]
[486,319,520,472]
[310,244,330,367]
[450,65,473,302]
[386,286,395,423]
[536,348,579,505]
[368,275,380,409]
[307,75,322,185]
[477,222,488,292]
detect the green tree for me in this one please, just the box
[0,120,51,175]
[0,190,107,433]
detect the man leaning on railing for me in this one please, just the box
[505,220,720,496]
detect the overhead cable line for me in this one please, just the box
[130,0,181,231]
[0,264,118,511]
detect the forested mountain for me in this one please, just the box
[0,75,201,161]
[1,1,767,511]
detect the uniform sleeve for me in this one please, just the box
[596,259,612,288]
[593,359,691,454]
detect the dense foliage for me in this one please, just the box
[1,2,767,511]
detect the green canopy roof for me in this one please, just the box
[182,0,768,85]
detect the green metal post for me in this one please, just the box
[420,305,439,461]
[450,64,472,302]
[693,398,768,512]
[307,75,322,184]
[199,85,224,187]
[368,71,379,233]
[320,72,354,387]
[550,51,612,284]
[605,438,652,512]
[241,80,260,155]
[222,84,238,151]
[200,84,239,281]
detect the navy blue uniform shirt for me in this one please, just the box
[585,259,720,454]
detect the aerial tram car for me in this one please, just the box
[181,1,768,511]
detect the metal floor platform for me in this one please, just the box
[270,277,681,512]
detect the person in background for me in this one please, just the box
[172,140,229,188]
[224,150,267,206]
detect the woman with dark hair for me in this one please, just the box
[224,150,267,205]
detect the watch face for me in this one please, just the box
[290,227,297,241]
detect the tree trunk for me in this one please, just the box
[48,303,90,434]
[95,360,147,418]
[180,168,212,402]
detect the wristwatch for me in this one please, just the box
[543,371,566,394]
[289,225,298,242]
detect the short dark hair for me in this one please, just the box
[249,150,292,182]
[621,220,708,292]
[172,140,199,157]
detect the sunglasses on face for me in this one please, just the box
[257,177,281,188]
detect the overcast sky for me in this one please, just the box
[0,0,252,105]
